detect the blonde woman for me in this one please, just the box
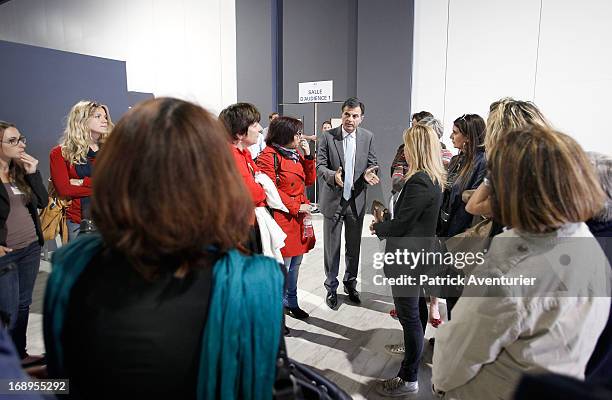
[50,101,113,241]
[371,124,446,397]
[465,98,549,219]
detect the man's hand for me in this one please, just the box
[364,166,380,185]
[334,167,344,187]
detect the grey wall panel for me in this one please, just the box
[236,0,275,121]
[357,0,415,201]
[235,0,414,206]
[282,0,357,104]
[0,40,131,181]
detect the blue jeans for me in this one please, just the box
[0,241,41,358]
[67,220,80,242]
[282,255,303,308]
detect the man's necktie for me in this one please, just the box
[343,134,355,200]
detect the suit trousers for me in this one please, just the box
[323,200,364,292]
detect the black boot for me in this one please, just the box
[286,306,310,320]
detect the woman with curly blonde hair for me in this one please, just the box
[465,98,550,219]
[50,101,113,240]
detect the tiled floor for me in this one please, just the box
[26,214,445,399]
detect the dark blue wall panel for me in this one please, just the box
[0,40,132,180]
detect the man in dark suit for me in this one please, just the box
[316,97,379,309]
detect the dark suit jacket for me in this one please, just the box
[316,126,377,218]
[0,171,48,246]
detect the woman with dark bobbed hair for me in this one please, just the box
[44,98,285,399]
[218,102,266,209]
[432,126,610,400]
[257,116,316,320]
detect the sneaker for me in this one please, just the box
[384,343,405,356]
[376,376,418,397]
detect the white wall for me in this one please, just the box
[412,0,612,154]
[0,0,237,113]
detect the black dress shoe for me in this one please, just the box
[286,306,309,320]
[326,291,338,309]
[343,286,361,304]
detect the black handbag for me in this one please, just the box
[274,339,352,400]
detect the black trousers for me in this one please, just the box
[446,296,459,320]
[393,293,424,382]
[418,294,428,334]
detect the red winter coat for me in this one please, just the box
[230,145,267,207]
[257,146,316,257]
[49,145,94,224]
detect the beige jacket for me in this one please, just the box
[432,223,611,400]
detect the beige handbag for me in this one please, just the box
[39,180,71,244]
[444,217,493,276]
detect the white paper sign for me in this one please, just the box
[298,80,333,103]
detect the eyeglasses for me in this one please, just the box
[1,136,26,146]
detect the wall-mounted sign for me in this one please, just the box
[298,80,333,103]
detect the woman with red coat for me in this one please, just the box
[219,103,267,253]
[257,117,316,320]
[218,103,266,207]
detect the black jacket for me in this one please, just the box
[373,171,443,297]
[374,171,443,238]
[439,149,487,237]
[0,171,48,247]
